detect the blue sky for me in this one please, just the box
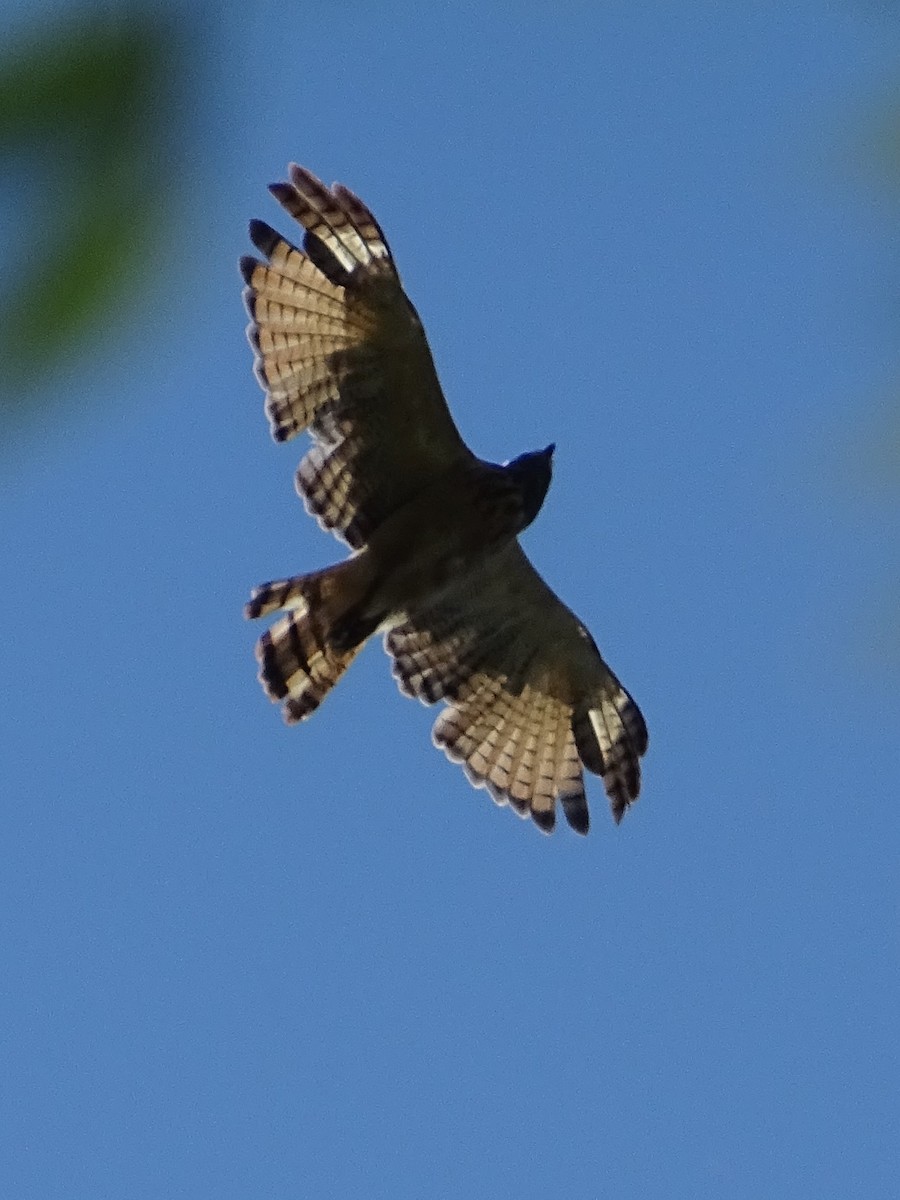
[1,3,898,1197]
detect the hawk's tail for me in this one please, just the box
[244,559,376,722]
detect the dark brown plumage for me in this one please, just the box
[242,164,647,834]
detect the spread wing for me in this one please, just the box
[385,543,648,835]
[241,164,473,548]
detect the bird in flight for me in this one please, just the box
[241,165,648,835]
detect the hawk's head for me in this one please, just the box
[504,444,555,531]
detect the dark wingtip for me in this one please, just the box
[239,256,259,286]
[269,180,298,209]
[631,702,650,757]
[288,162,320,192]
[249,218,280,256]
[283,694,319,724]
[573,710,605,778]
[531,808,556,835]
[561,793,590,835]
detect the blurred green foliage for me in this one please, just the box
[0,9,182,414]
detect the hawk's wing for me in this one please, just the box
[241,165,473,548]
[385,543,648,834]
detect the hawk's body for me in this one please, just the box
[242,165,648,834]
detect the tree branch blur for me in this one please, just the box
[0,8,183,420]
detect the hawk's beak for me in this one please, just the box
[544,443,556,459]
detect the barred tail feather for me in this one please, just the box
[254,612,362,723]
[244,558,375,721]
[244,575,309,620]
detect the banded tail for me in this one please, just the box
[245,558,376,722]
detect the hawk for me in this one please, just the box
[241,165,648,835]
